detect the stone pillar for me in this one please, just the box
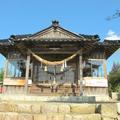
[25,53,30,94]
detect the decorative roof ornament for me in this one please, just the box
[52,20,59,30]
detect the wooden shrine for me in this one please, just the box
[0,21,120,96]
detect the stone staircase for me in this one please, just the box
[0,101,119,120]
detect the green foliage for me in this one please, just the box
[0,69,3,81]
[108,62,120,92]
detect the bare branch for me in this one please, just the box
[106,10,120,21]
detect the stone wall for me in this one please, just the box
[110,92,120,101]
[0,101,119,120]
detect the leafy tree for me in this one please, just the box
[0,69,3,82]
[108,62,120,92]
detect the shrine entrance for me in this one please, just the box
[30,54,79,95]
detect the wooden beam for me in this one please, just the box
[25,53,30,94]
[30,51,77,54]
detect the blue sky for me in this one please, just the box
[0,0,120,73]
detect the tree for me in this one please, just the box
[106,10,120,20]
[108,62,120,92]
[0,69,3,82]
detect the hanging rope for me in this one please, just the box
[28,49,81,66]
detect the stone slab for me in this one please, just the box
[65,114,101,120]
[0,113,5,120]
[34,114,47,120]
[98,103,117,117]
[70,104,96,114]
[58,104,70,113]
[41,104,58,113]
[4,112,18,120]
[31,104,41,114]
[17,104,32,113]
[65,114,72,120]
[0,102,14,112]
[18,114,33,120]
[0,94,97,103]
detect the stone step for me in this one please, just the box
[0,101,119,120]
[0,112,119,120]
[0,112,103,120]
[0,101,96,114]
[0,94,96,103]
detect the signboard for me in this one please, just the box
[84,77,108,87]
[3,78,32,86]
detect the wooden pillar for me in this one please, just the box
[3,59,8,79]
[25,53,30,94]
[77,57,80,84]
[103,59,107,79]
[31,63,33,79]
[79,50,83,96]
[3,58,8,94]
[53,66,56,84]
[33,64,36,82]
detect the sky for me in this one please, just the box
[0,0,120,73]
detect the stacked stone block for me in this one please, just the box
[0,101,119,120]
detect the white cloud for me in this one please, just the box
[105,30,120,40]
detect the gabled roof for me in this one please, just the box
[10,21,100,42]
[0,39,11,46]
[95,39,120,58]
[0,21,119,59]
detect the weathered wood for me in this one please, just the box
[3,59,8,80]
[79,50,83,96]
[28,51,78,54]
[33,65,37,82]
[77,56,80,84]
[31,63,33,79]
[103,59,107,79]
[25,54,30,94]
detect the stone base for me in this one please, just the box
[0,94,110,103]
[0,101,119,120]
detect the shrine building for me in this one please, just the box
[0,21,120,96]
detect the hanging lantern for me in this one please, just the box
[44,66,47,71]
